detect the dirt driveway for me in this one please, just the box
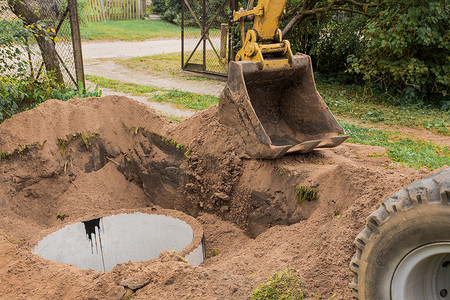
[82,39,225,118]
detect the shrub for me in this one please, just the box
[347,0,449,105]
[0,76,102,122]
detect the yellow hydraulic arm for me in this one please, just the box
[233,0,293,70]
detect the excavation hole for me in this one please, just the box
[33,212,204,272]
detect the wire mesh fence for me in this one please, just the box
[0,0,82,88]
[181,0,234,77]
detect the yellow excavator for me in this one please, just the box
[219,0,348,159]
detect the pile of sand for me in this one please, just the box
[0,96,437,299]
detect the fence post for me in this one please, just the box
[181,0,184,70]
[99,0,106,20]
[141,0,145,18]
[68,0,85,91]
[136,0,140,19]
[220,23,227,59]
[202,0,206,69]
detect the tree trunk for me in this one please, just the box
[7,0,64,84]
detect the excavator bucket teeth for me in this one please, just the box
[219,54,349,159]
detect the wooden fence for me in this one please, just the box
[86,0,145,22]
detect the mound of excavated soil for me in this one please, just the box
[0,96,440,299]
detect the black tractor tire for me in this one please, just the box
[350,167,450,300]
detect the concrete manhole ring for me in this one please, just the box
[33,209,204,271]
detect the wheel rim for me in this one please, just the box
[391,242,450,300]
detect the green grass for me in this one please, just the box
[152,90,217,110]
[318,81,449,135]
[85,75,158,95]
[251,268,307,300]
[85,75,449,171]
[295,186,319,205]
[342,123,450,170]
[116,53,181,76]
[86,75,218,111]
[81,19,197,40]
[115,52,224,79]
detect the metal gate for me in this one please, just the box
[181,0,237,78]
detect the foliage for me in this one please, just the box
[57,132,99,154]
[56,213,69,221]
[0,76,102,122]
[346,0,449,103]
[251,268,307,300]
[6,0,66,83]
[0,18,32,77]
[152,0,230,27]
[281,0,449,106]
[284,11,365,80]
[151,0,181,24]
[318,79,449,135]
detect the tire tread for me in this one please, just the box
[350,168,450,299]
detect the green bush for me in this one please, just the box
[284,12,365,82]
[347,0,449,105]
[0,76,102,122]
[152,0,181,24]
[152,0,230,26]
[0,19,32,77]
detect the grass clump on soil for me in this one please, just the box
[205,247,220,258]
[57,132,99,155]
[0,141,46,162]
[80,19,193,41]
[56,213,69,221]
[86,75,219,111]
[342,123,450,170]
[251,268,307,300]
[295,186,318,205]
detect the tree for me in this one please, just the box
[282,0,374,38]
[7,0,64,84]
[347,0,449,102]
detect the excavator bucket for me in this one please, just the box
[219,54,349,159]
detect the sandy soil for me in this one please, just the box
[1,95,444,299]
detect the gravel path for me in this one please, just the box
[82,39,225,119]
[82,38,184,60]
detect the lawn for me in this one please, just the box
[80,19,203,41]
